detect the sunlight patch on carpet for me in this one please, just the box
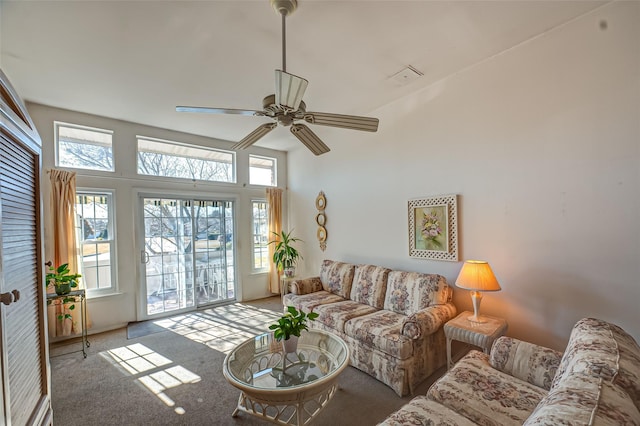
[101,343,201,413]
[146,303,281,354]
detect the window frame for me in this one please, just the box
[75,188,118,297]
[249,154,277,187]
[55,121,115,172]
[251,199,270,273]
[136,135,236,184]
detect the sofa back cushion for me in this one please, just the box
[524,375,640,426]
[552,318,619,390]
[383,270,449,315]
[350,264,390,309]
[609,321,640,412]
[319,260,355,299]
[551,317,640,413]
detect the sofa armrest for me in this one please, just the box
[289,277,323,295]
[401,303,457,340]
[490,336,563,390]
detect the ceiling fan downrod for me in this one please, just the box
[270,0,297,72]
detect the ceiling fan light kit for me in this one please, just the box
[176,0,378,155]
[275,70,308,111]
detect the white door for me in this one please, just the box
[140,196,236,317]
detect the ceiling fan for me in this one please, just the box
[176,0,379,156]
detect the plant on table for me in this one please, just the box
[269,306,318,342]
[45,263,82,321]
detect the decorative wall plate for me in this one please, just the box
[317,226,327,242]
[316,191,327,251]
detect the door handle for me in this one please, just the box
[141,251,150,264]
[1,289,20,306]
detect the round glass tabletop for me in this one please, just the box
[223,329,349,392]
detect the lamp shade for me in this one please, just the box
[455,260,501,292]
[275,69,308,111]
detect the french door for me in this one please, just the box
[140,196,235,317]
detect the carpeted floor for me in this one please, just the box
[50,296,445,425]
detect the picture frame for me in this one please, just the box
[408,194,458,261]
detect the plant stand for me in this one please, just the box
[46,289,90,358]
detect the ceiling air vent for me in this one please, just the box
[390,66,423,86]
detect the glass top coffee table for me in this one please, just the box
[223,329,349,425]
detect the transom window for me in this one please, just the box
[137,136,235,183]
[55,122,114,171]
[249,155,276,186]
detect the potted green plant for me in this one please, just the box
[269,229,303,277]
[269,306,318,353]
[45,263,82,321]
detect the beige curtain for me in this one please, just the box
[48,169,85,337]
[267,187,283,294]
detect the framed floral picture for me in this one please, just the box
[408,194,458,261]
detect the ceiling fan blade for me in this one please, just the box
[303,112,379,132]
[176,106,264,117]
[290,124,331,156]
[231,123,277,150]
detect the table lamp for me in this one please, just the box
[455,260,501,323]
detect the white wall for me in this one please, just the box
[287,1,639,350]
[28,104,286,333]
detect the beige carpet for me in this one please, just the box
[50,296,445,425]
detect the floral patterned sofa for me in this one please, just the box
[283,259,457,397]
[379,317,640,425]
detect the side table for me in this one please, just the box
[444,310,507,370]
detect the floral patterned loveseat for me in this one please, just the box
[283,259,457,397]
[379,317,640,425]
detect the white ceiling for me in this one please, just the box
[1,0,605,152]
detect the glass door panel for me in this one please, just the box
[190,200,235,305]
[142,196,235,317]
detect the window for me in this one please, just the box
[249,155,276,186]
[76,190,116,294]
[251,200,269,272]
[55,122,114,171]
[137,137,235,183]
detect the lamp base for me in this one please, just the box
[467,313,487,324]
[467,291,487,323]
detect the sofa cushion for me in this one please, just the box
[319,260,355,299]
[609,321,640,412]
[490,336,563,391]
[524,374,640,426]
[428,350,547,426]
[552,318,619,390]
[312,300,377,332]
[551,317,640,413]
[350,264,390,309]
[283,290,345,313]
[384,271,449,315]
[344,310,414,360]
[377,395,477,426]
